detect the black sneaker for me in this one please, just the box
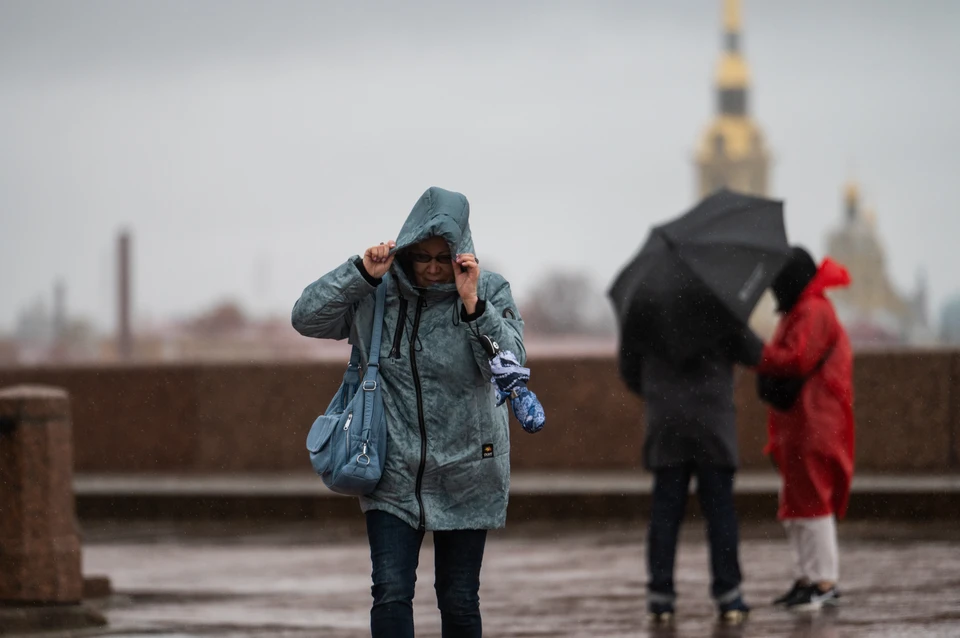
[786,585,839,612]
[718,596,751,624]
[648,602,675,625]
[773,580,807,606]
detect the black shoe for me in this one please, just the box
[786,585,840,612]
[773,580,806,606]
[718,596,750,625]
[648,602,675,625]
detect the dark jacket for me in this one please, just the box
[621,329,762,469]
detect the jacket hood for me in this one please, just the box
[802,258,852,300]
[773,255,851,313]
[390,187,474,298]
[392,187,475,254]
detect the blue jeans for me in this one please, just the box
[647,464,743,606]
[366,509,486,638]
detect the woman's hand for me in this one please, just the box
[454,253,480,314]
[362,240,396,279]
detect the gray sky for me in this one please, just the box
[2,0,958,333]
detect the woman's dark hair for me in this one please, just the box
[771,246,818,312]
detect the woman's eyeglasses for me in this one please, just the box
[409,253,452,265]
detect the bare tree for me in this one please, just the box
[185,301,247,336]
[520,272,615,336]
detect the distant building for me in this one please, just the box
[940,295,960,345]
[96,301,352,364]
[825,183,933,348]
[10,286,99,366]
[695,0,770,199]
[694,0,778,338]
[0,337,18,367]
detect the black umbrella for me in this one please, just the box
[609,189,790,362]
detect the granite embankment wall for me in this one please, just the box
[1,351,957,474]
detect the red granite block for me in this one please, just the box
[0,385,82,603]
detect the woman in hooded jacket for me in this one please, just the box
[292,187,525,638]
[757,246,855,612]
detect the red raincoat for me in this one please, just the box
[758,259,855,520]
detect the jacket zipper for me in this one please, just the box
[410,296,427,530]
[388,297,408,359]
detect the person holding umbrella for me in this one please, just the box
[622,322,762,625]
[611,190,792,626]
[755,247,854,612]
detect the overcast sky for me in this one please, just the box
[1,0,958,333]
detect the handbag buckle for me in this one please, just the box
[357,443,371,466]
[361,380,378,392]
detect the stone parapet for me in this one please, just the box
[0,351,958,474]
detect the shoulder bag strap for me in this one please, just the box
[809,335,837,378]
[367,274,389,369]
[341,277,387,406]
[359,275,389,438]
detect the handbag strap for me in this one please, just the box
[367,274,389,369]
[358,275,388,439]
[807,342,835,379]
[342,275,389,391]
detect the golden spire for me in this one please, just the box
[695,0,767,176]
[724,0,742,33]
[844,181,860,205]
[717,54,749,89]
[844,181,860,223]
[716,0,749,90]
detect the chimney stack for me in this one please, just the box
[53,279,66,341]
[117,230,133,361]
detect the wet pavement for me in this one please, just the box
[13,521,960,637]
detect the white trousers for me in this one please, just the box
[782,515,839,583]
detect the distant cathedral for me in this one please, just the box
[694,0,931,347]
[825,183,932,347]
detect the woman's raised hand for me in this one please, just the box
[362,240,396,279]
[454,253,480,314]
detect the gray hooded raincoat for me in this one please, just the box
[292,187,525,531]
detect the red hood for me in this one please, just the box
[801,258,851,300]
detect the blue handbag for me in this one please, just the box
[305,276,388,496]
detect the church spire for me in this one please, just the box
[695,0,769,199]
[844,181,860,223]
[724,0,742,48]
[716,0,750,115]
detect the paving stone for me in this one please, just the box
[9,522,952,637]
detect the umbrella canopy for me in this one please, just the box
[609,189,790,362]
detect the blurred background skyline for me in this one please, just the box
[2,0,959,362]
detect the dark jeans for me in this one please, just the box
[647,464,743,605]
[366,509,487,638]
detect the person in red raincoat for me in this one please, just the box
[756,246,855,612]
